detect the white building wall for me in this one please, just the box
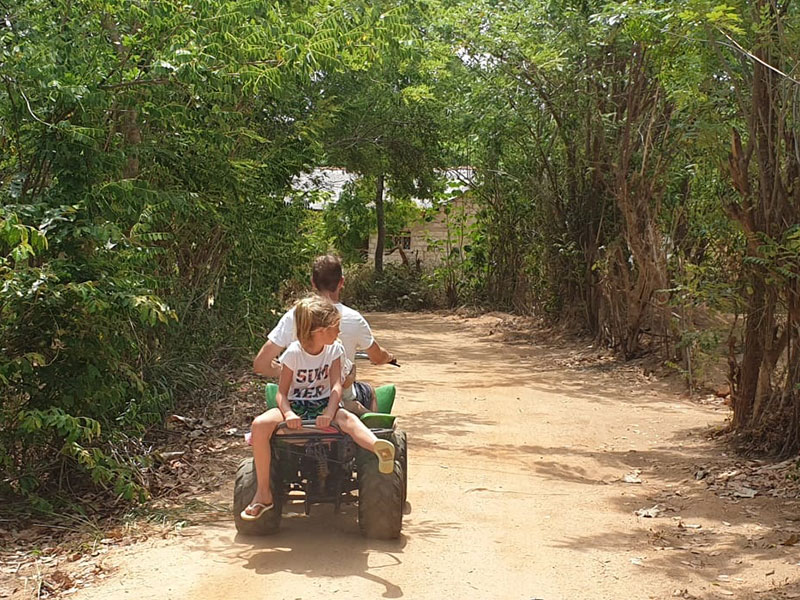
[367,197,475,267]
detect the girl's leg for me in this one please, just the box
[244,407,284,516]
[333,409,395,474]
[333,408,377,448]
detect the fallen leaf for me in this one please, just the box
[158,451,185,461]
[623,472,643,484]
[635,505,663,518]
[782,533,800,546]
[731,485,758,498]
[48,570,73,590]
[167,414,191,427]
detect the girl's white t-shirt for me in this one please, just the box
[280,340,345,401]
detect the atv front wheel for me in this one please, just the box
[233,456,283,535]
[356,447,403,539]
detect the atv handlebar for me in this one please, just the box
[354,351,400,367]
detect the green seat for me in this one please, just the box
[265,382,279,410]
[375,384,396,414]
[264,382,396,416]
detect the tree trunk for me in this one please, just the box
[733,279,767,428]
[606,44,672,357]
[102,14,140,179]
[374,174,385,274]
[724,0,800,453]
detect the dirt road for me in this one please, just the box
[72,313,800,600]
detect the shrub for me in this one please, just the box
[342,263,443,311]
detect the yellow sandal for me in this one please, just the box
[373,439,396,474]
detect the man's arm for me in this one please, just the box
[253,340,285,377]
[365,340,394,365]
[254,308,295,376]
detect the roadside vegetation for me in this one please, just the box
[2,0,799,515]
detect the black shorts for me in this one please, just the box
[352,382,374,411]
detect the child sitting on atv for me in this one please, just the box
[241,295,396,521]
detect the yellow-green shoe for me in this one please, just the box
[373,439,395,474]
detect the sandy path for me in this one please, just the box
[72,313,800,600]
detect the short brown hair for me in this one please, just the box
[312,254,343,293]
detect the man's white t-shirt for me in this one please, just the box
[268,303,374,362]
[280,340,345,401]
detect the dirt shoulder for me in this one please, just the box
[4,312,800,600]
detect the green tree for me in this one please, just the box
[676,0,800,451]
[0,0,413,503]
[322,2,447,273]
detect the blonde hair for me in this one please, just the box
[294,294,340,346]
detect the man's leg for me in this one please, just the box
[342,382,368,416]
[354,381,377,413]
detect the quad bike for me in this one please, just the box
[233,383,407,539]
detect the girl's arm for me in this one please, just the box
[317,357,342,429]
[278,364,301,429]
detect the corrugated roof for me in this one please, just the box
[287,167,475,210]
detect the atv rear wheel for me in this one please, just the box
[233,456,283,535]
[389,429,407,503]
[356,447,403,539]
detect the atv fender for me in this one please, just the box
[359,413,397,429]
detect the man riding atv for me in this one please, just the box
[235,254,406,539]
[253,254,396,415]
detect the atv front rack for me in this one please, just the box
[274,419,394,443]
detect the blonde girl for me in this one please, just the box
[241,295,395,521]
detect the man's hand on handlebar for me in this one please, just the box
[285,410,302,429]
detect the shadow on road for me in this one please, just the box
[235,526,407,598]
[185,499,463,599]
[360,312,799,599]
